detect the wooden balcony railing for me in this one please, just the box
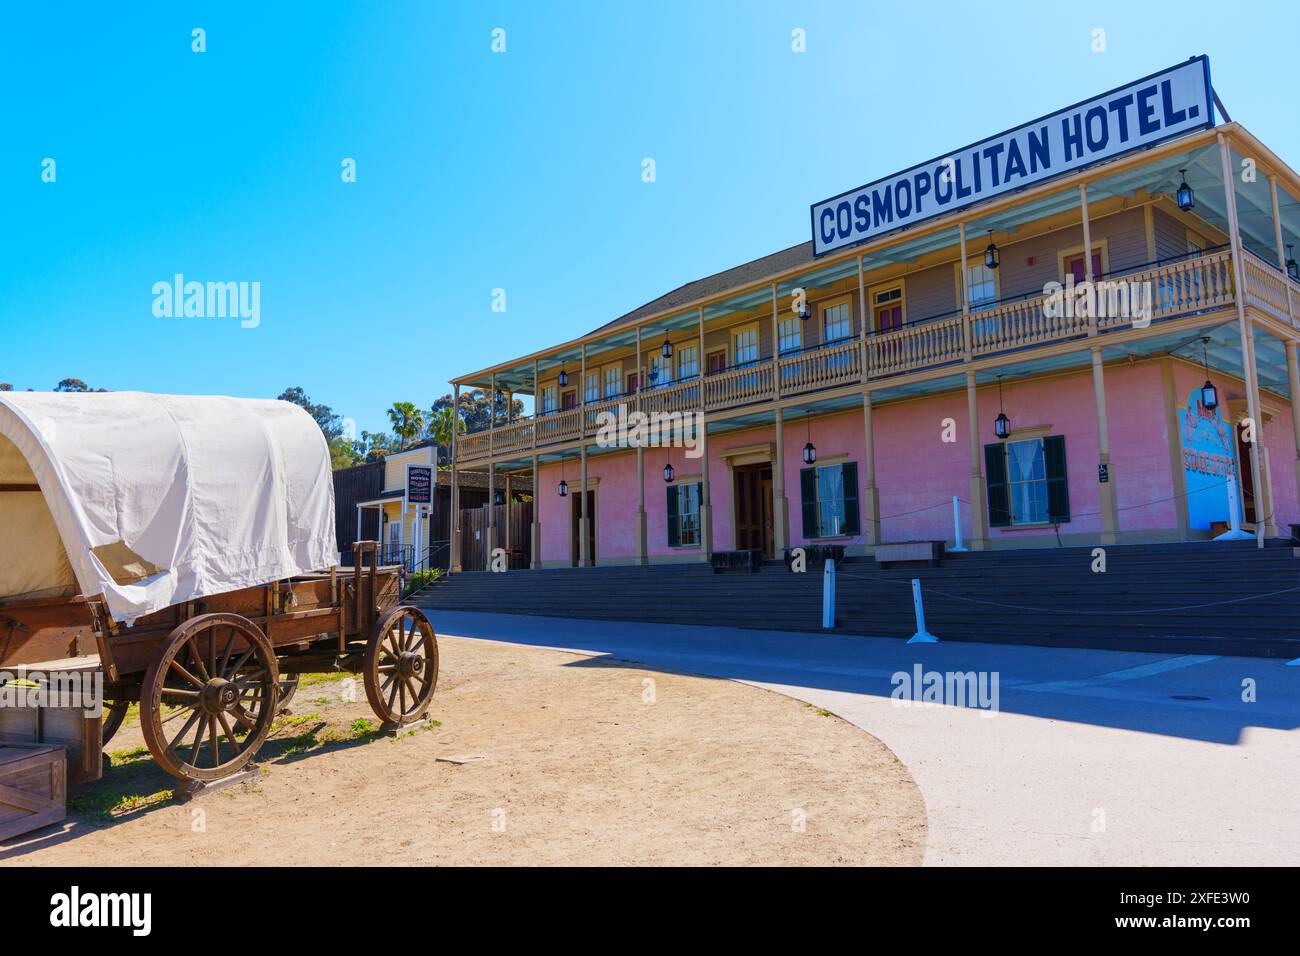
[455,251,1255,464]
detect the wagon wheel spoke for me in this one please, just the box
[168,659,206,690]
[186,637,212,684]
[168,707,204,752]
[218,626,237,676]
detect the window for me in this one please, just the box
[985,435,1069,527]
[778,315,802,354]
[584,371,600,404]
[677,344,699,380]
[541,385,557,415]
[733,325,758,366]
[666,481,702,547]
[964,259,998,309]
[873,286,903,333]
[648,353,670,385]
[799,462,860,539]
[822,301,852,342]
[603,364,621,398]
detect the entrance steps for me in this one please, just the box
[412,540,1300,658]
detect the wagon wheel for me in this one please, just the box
[102,701,130,745]
[139,613,278,784]
[364,606,439,727]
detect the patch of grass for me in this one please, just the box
[272,712,322,731]
[107,745,150,765]
[300,671,350,689]
[401,568,443,597]
[68,788,173,819]
[349,717,375,736]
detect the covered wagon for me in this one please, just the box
[0,392,438,797]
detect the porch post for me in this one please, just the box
[1219,133,1268,545]
[857,257,867,379]
[530,454,541,569]
[771,284,781,399]
[959,222,971,358]
[1080,184,1097,335]
[773,407,788,553]
[861,389,881,547]
[966,370,989,550]
[354,503,362,548]
[1286,341,1300,517]
[698,306,712,560]
[450,383,461,572]
[504,475,513,556]
[579,443,589,567]
[486,461,496,570]
[636,326,647,564]
[1091,347,1119,544]
[1270,175,1295,321]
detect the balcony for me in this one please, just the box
[455,248,1296,465]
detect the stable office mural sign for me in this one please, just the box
[1178,388,1240,531]
[811,56,1214,256]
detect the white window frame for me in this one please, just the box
[584,370,601,404]
[677,344,699,380]
[778,314,801,354]
[732,323,759,366]
[1004,437,1049,526]
[602,364,622,399]
[541,384,557,415]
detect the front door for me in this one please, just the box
[1236,431,1257,525]
[570,490,596,567]
[734,464,773,557]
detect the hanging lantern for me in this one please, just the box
[994,375,1011,440]
[1176,169,1195,211]
[663,463,674,483]
[1287,245,1298,281]
[798,302,812,321]
[984,230,1000,270]
[557,365,568,388]
[557,479,568,497]
[661,335,673,359]
[1199,337,1218,411]
[802,413,816,464]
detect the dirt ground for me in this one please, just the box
[1,636,926,866]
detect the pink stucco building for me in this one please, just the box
[447,66,1300,570]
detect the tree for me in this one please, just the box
[360,430,399,461]
[0,383,12,391]
[387,402,424,448]
[328,435,363,470]
[54,378,106,392]
[277,386,345,441]
[429,389,523,436]
[424,406,465,466]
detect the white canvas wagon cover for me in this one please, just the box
[0,392,338,623]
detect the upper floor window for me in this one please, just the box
[677,344,699,380]
[648,353,670,385]
[964,259,998,310]
[584,371,600,404]
[541,385,557,415]
[822,301,852,343]
[778,315,802,354]
[733,324,759,366]
[603,364,621,398]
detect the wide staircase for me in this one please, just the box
[412,540,1300,658]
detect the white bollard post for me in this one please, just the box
[907,577,939,643]
[1214,472,1252,541]
[822,559,836,629]
[950,495,967,552]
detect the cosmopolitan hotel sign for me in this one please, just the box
[811,57,1214,256]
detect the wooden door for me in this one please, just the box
[734,464,773,556]
[570,490,596,566]
[875,304,903,332]
[1067,251,1104,283]
[1236,431,1257,525]
[707,350,727,376]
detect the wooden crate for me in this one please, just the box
[0,699,102,785]
[0,743,66,841]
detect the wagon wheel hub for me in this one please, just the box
[200,677,239,714]
[396,652,424,679]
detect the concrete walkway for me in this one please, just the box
[422,609,1300,866]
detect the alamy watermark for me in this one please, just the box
[152,273,260,329]
[890,664,1000,716]
[1042,275,1152,327]
[1,668,104,717]
[594,404,702,458]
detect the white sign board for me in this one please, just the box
[810,56,1213,256]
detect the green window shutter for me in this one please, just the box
[840,461,860,535]
[800,467,818,538]
[666,485,680,547]
[984,443,1011,528]
[1044,435,1070,523]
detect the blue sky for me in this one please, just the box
[2,1,1296,436]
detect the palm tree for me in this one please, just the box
[425,406,465,467]
[387,401,425,448]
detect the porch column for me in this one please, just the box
[699,424,713,558]
[504,475,513,557]
[530,454,541,569]
[1080,184,1096,336]
[772,408,789,553]
[1286,341,1300,517]
[450,383,461,572]
[486,461,496,570]
[966,370,989,549]
[1271,175,1295,321]
[1219,132,1268,546]
[862,390,881,546]
[1091,347,1119,544]
[354,504,362,548]
[636,326,647,564]
[959,222,971,358]
[579,444,589,567]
